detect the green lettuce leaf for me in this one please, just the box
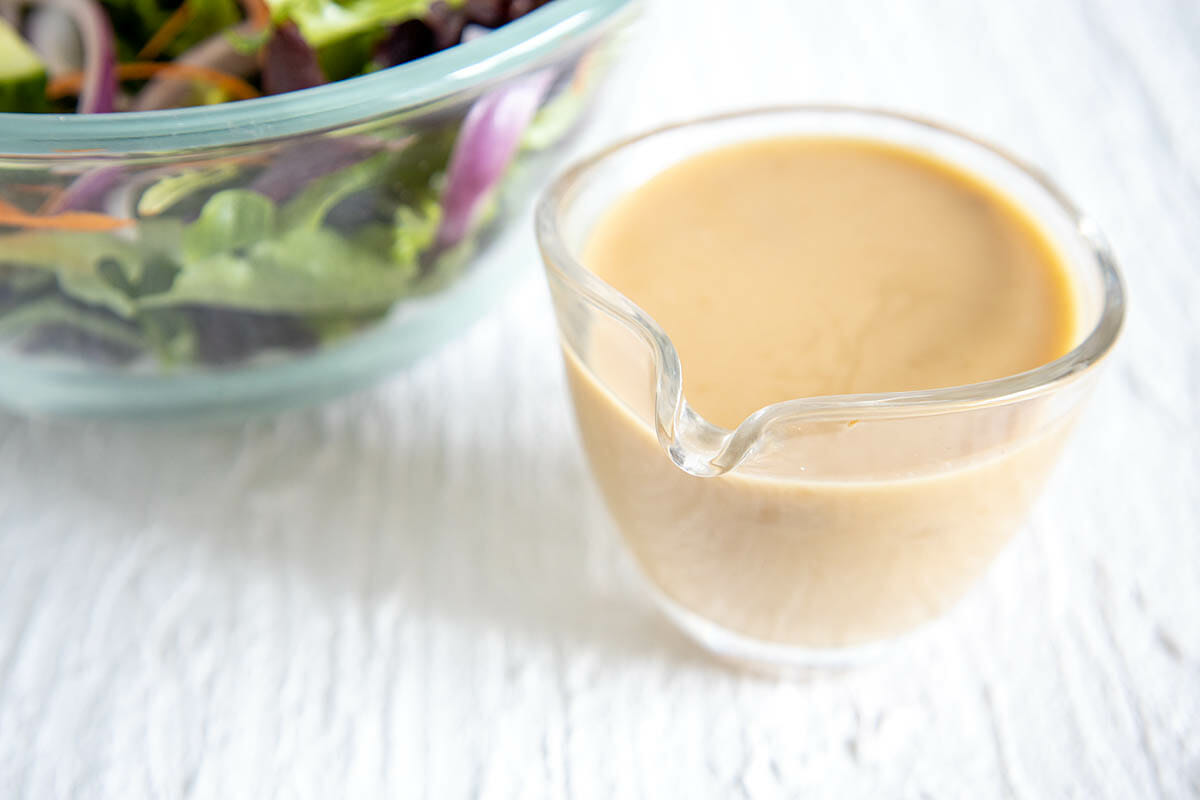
[0,296,146,352]
[265,0,446,49]
[522,89,586,152]
[391,197,440,267]
[280,151,392,230]
[316,30,383,81]
[143,227,418,313]
[0,18,48,113]
[136,308,198,365]
[138,165,240,217]
[0,229,150,316]
[182,189,277,261]
[225,25,274,55]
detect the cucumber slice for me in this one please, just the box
[0,18,49,113]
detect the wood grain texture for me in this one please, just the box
[1,0,1197,797]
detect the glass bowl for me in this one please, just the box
[0,0,636,420]
[536,107,1125,670]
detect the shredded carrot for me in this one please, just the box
[140,0,271,62]
[137,1,193,60]
[0,197,132,232]
[238,0,272,30]
[48,62,261,103]
[35,187,67,214]
[8,184,63,198]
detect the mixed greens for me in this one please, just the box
[0,0,554,113]
[0,0,592,366]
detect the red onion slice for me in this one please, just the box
[25,5,82,75]
[37,0,116,113]
[436,68,554,248]
[250,139,365,203]
[46,164,123,213]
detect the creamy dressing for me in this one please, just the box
[565,137,1081,647]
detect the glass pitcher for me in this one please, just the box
[535,107,1125,669]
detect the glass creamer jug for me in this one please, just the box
[535,107,1125,669]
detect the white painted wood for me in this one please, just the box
[1,0,1197,797]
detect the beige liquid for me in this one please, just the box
[565,137,1082,648]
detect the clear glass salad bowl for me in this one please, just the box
[0,0,635,420]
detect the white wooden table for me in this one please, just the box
[2,1,1197,797]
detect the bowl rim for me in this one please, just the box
[535,105,1127,477]
[0,0,635,157]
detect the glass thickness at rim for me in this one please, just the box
[0,0,635,156]
[536,106,1126,475]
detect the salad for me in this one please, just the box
[0,0,595,366]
